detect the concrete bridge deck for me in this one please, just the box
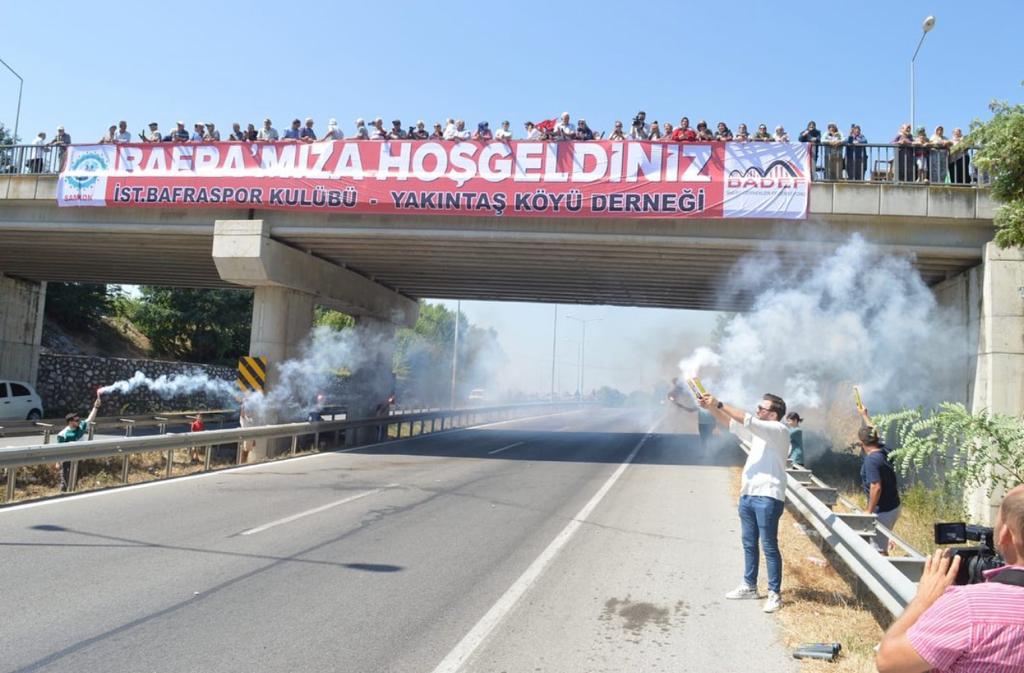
[0,175,995,312]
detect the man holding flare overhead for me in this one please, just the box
[697,379,791,614]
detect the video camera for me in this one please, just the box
[934,522,1004,585]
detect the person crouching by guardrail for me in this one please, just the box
[54,393,101,492]
[876,485,1024,673]
[699,392,790,614]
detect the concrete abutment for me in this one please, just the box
[0,274,46,388]
[212,219,418,460]
[935,242,1024,523]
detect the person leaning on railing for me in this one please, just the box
[845,124,868,181]
[892,124,916,182]
[823,123,845,180]
[876,485,1024,673]
[929,126,951,184]
[948,127,971,185]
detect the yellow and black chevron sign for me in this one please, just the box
[237,356,268,394]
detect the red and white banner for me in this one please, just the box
[57,140,810,219]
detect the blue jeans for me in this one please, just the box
[738,495,784,593]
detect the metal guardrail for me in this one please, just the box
[0,409,236,440]
[0,402,578,503]
[0,141,987,187]
[808,142,984,186]
[740,440,925,616]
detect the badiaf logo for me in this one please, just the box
[727,159,807,189]
[63,150,109,191]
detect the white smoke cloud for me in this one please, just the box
[678,234,962,414]
[97,324,391,421]
[98,371,238,399]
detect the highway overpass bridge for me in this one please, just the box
[0,173,1019,497]
[0,174,997,310]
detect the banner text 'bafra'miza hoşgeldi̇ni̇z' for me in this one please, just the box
[57,140,810,219]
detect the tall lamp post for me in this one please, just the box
[565,315,602,399]
[910,15,936,133]
[0,57,23,143]
[550,304,558,400]
[449,300,461,408]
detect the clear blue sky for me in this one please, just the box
[2,0,1021,394]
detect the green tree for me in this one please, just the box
[393,302,504,405]
[874,403,1024,496]
[314,306,355,331]
[0,122,15,145]
[970,96,1024,248]
[128,287,253,365]
[45,282,117,331]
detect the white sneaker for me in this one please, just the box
[763,591,782,613]
[725,583,759,600]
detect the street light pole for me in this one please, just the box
[449,300,461,408]
[0,57,23,143]
[550,304,558,400]
[910,15,936,133]
[565,315,602,399]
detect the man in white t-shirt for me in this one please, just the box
[700,391,790,613]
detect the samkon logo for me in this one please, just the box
[63,150,109,191]
[727,159,807,189]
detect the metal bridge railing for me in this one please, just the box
[0,142,986,187]
[0,143,68,175]
[808,142,984,186]
[0,402,578,504]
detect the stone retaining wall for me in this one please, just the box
[37,354,235,417]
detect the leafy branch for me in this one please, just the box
[873,403,1024,495]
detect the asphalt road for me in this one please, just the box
[0,407,796,673]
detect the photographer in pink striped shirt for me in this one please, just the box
[876,485,1024,673]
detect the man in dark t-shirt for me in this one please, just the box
[859,424,901,554]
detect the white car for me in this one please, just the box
[0,380,44,421]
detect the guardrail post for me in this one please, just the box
[290,434,298,456]
[165,449,173,478]
[204,444,212,471]
[235,441,243,465]
[5,466,16,502]
[68,461,79,492]
[313,430,320,452]
[121,453,130,483]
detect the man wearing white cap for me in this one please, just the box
[321,118,343,141]
[144,122,161,142]
[172,121,189,143]
[204,122,220,141]
[352,118,369,140]
[49,126,71,146]
[555,112,576,140]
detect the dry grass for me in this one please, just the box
[730,468,890,672]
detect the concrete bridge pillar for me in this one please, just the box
[212,220,418,458]
[935,242,1024,523]
[0,274,46,388]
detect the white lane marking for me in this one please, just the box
[238,484,398,536]
[470,408,588,430]
[429,420,661,673]
[487,442,524,456]
[0,408,593,513]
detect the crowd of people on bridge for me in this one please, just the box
[12,111,977,184]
